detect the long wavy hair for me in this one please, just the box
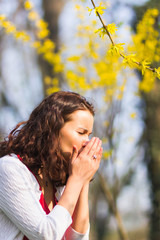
[0,91,94,186]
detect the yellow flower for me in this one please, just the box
[87,7,93,15]
[151,8,159,17]
[14,31,30,41]
[75,4,81,11]
[5,24,16,33]
[67,56,81,61]
[103,150,112,160]
[109,43,125,55]
[139,70,155,92]
[45,77,60,95]
[155,55,160,62]
[43,39,55,51]
[94,23,117,38]
[123,54,138,68]
[24,1,33,10]
[107,23,118,34]
[2,21,16,33]
[1,21,10,29]
[44,76,52,85]
[95,2,106,16]
[0,15,6,21]
[32,41,41,48]
[37,29,49,39]
[155,67,160,79]
[36,20,48,30]
[94,27,106,38]
[141,59,151,75]
[52,53,61,64]
[87,2,106,16]
[44,52,55,64]
[28,11,38,21]
[130,113,136,119]
[66,70,78,82]
[106,88,114,97]
[77,66,86,73]
[46,86,60,95]
[52,77,59,86]
[52,54,63,73]
[92,20,98,26]
[54,64,64,73]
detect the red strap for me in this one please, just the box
[39,192,50,214]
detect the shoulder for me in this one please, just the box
[0,154,27,174]
[0,154,39,191]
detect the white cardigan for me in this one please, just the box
[0,155,89,240]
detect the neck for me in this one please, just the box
[36,171,51,190]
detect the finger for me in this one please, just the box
[91,141,102,162]
[93,144,102,161]
[97,147,103,161]
[96,140,102,155]
[71,145,78,163]
[88,139,102,158]
[81,137,96,155]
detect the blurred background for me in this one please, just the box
[0,0,160,239]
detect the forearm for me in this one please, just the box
[71,183,90,234]
[57,175,84,216]
[58,137,102,233]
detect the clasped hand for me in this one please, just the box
[69,137,103,184]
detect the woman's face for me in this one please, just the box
[59,110,94,159]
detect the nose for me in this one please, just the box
[82,136,89,147]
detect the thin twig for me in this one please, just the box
[90,0,115,45]
[90,0,155,72]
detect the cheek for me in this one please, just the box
[67,134,82,149]
[59,124,85,152]
[72,136,86,153]
[59,132,75,152]
[61,134,82,152]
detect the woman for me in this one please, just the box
[0,91,103,240]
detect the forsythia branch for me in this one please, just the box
[90,0,114,45]
[90,0,158,76]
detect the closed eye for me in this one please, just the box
[77,128,92,136]
[78,132,85,135]
[78,131,92,137]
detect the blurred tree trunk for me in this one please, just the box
[134,1,160,239]
[142,82,160,240]
[40,0,65,95]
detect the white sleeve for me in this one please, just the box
[56,187,90,240]
[65,225,90,240]
[0,156,72,240]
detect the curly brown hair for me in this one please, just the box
[0,91,95,186]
